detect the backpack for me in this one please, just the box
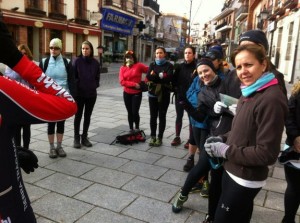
[40,57,70,73]
[111,130,146,145]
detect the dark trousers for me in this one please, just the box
[74,96,97,137]
[47,120,65,135]
[148,93,170,139]
[14,124,31,149]
[282,165,300,223]
[214,171,261,223]
[123,91,142,130]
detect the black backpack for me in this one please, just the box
[111,130,146,145]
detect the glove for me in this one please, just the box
[228,104,237,116]
[17,147,39,174]
[205,136,223,144]
[213,101,227,114]
[204,142,229,158]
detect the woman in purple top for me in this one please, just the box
[72,40,100,148]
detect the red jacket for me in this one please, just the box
[119,63,148,94]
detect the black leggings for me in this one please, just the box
[14,124,31,149]
[214,171,261,223]
[74,96,97,137]
[148,94,170,139]
[123,91,142,130]
[282,165,300,223]
[175,98,193,141]
[47,120,65,135]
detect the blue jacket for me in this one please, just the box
[186,76,207,129]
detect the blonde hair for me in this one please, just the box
[291,81,300,96]
[18,44,33,60]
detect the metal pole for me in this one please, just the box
[188,0,192,45]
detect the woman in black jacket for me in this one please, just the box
[146,46,173,147]
[281,81,300,223]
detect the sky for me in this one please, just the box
[157,0,224,27]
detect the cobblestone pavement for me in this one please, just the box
[21,63,299,223]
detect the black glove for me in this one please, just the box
[17,147,39,174]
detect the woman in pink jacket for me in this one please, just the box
[119,50,148,133]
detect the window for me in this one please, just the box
[285,22,294,61]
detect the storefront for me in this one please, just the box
[100,8,136,62]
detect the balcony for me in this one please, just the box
[25,0,46,17]
[75,9,90,25]
[144,26,156,36]
[283,0,298,10]
[104,0,144,17]
[274,6,285,16]
[235,5,248,21]
[49,2,67,20]
[143,0,159,14]
[215,21,232,32]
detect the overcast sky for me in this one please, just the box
[157,0,224,26]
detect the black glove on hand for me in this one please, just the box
[17,147,39,174]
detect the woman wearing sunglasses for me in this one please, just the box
[119,50,148,134]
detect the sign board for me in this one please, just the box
[101,8,136,35]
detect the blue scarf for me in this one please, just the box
[241,73,276,97]
[155,58,166,65]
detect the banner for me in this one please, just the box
[101,8,136,35]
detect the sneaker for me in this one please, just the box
[200,180,209,198]
[278,147,300,164]
[154,138,162,147]
[57,147,67,157]
[202,214,213,223]
[183,156,194,172]
[189,182,203,194]
[82,136,92,147]
[149,137,156,146]
[49,148,58,159]
[184,141,189,149]
[171,136,181,146]
[172,191,188,213]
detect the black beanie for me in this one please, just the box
[197,58,216,73]
[239,30,269,52]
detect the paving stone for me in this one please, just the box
[265,191,284,211]
[74,184,138,212]
[272,166,285,180]
[78,207,145,223]
[122,176,179,202]
[45,159,95,177]
[119,160,168,180]
[118,149,162,164]
[23,167,55,184]
[25,183,50,202]
[32,192,93,223]
[154,156,187,171]
[81,166,135,188]
[35,173,92,197]
[149,146,188,158]
[159,169,188,186]
[81,152,129,169]
[251,205,285,223]
[122,196,191,223]
[264,177,287,193]
[87,142,129,156]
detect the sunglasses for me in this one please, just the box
[50,47,60,50]
[204,51,218,60]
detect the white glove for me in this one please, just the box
[204,142,229,158]
[159,72,164,79]
[228,104,237,116]
[214,101,227,114]
[205,136,223,144]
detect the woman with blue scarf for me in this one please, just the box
[146,47,174,146]
[204,44,288,222]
